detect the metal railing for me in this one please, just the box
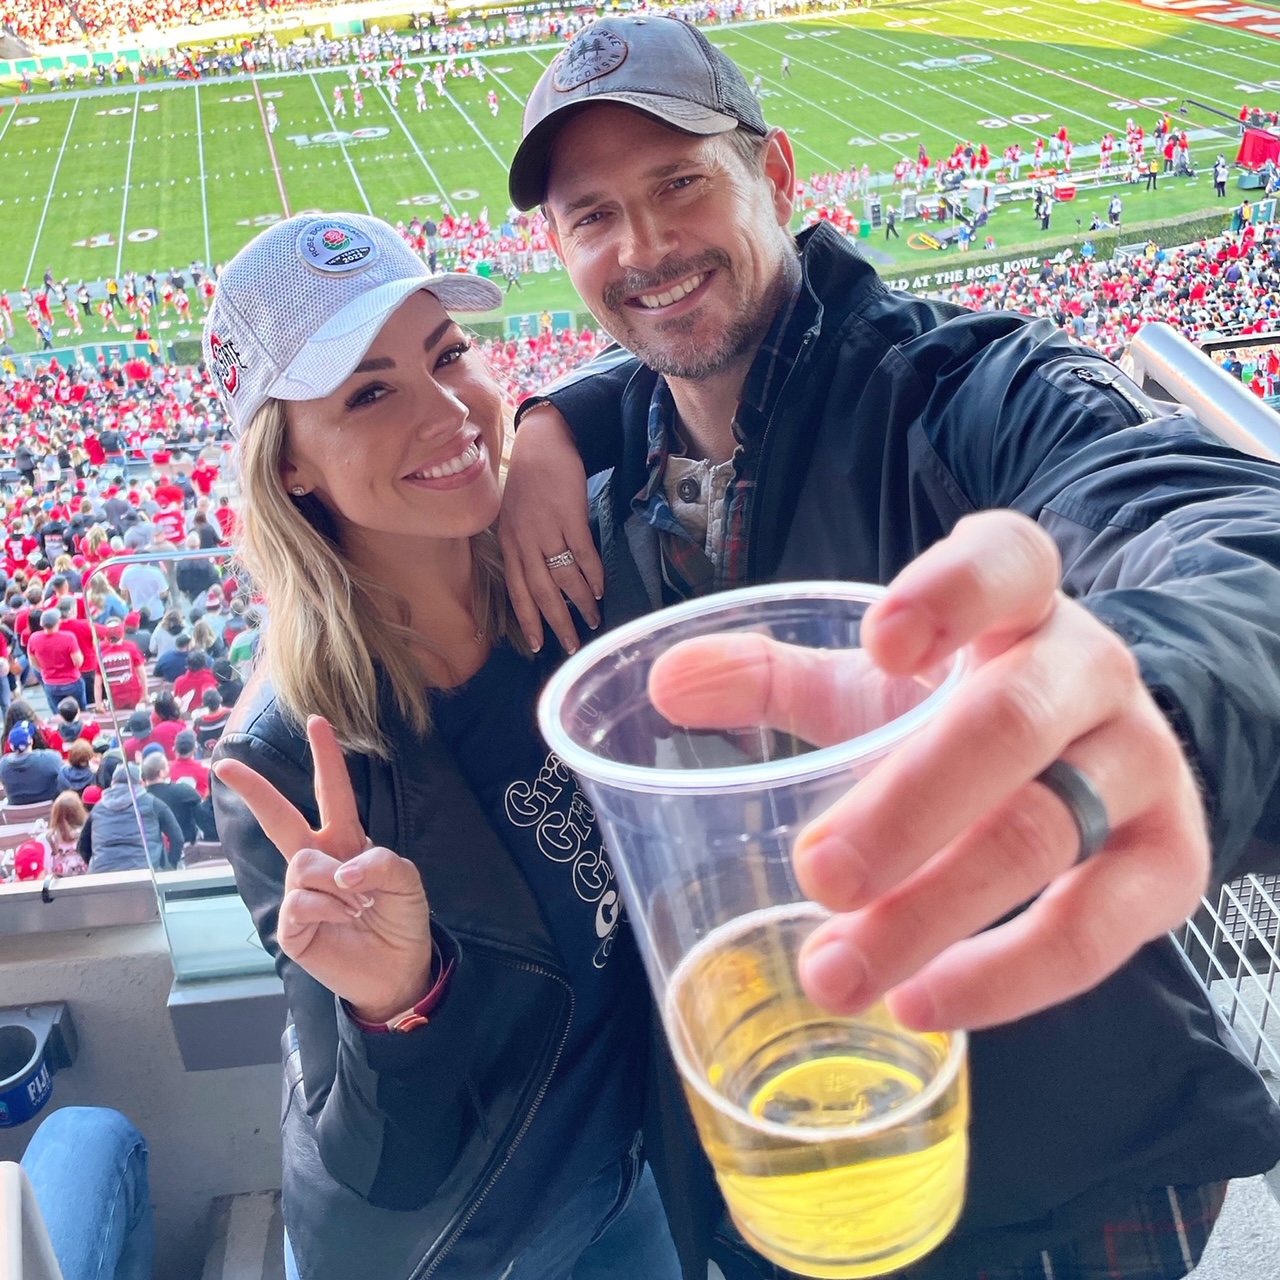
[1128,322,1280,1128]
[1127,323,1280,460]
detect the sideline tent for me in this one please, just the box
[1237,127,1280,170]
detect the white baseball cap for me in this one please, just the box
[202,212,502,436]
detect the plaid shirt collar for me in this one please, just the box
[631,269,813,599]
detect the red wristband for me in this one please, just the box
[346,943,454,1034]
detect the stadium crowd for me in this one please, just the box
[3,0,810,52]
[0,208,1275,882]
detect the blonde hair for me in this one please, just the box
[191,618,217,653]
[236,398,523,757]
[85,526,109,557]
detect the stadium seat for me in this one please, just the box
[0,802,54,825]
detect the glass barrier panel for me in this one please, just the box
[66,548,272,981]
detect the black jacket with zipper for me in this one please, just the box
[532,220,1280,1277]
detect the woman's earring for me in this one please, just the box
[290,486,306,497]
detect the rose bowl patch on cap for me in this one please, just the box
[297,218,380,274]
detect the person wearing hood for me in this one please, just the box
[84,762,185,872]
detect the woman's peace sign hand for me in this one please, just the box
[213,715,434,1024]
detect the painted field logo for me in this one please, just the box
[297,218,378,274]
[208,332,248,397]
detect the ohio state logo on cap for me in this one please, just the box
[208,331,248,397]
[297,218,378,274]
[554,28,627,92]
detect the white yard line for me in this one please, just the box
[440,85,513,176]
[832,23,1119,132]
[732,27,964,160]
[24,98,78,288]
[0,94,22,148]
[308,72,373,214]
[1076,0,1280,67]
[1009,0,1280,89]
[936,0,1241,109]
[253,75,291,216]
[115,90,141,278]
[193,82,213,266]
[377,83,450,205]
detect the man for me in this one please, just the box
[140,749,208,845]
[119,555,168,624]
[27,607,84,709]
[86,762,185,872]
[169,728,211,797]
[1108,191,1123,226]
[96,617,146,712]
[0,721,63,803]
[500,17,1280,1279]
[1213,154,1229,198]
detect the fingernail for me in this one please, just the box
[800,936,868,1012]
[886,982,938,1032]
[593,588,603,601]
[564,641,578,655]
[345,906,363,920]
[357,893,375,909]
[527,636,542,653]
[795,834,864,908]
[334,864,363,888]
[588,619,600,631]
[870,603,932,671]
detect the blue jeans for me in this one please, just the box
[21,1106,154,1280]
[284,1148,680,1280]
[42,679,85,711]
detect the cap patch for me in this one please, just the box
[208,331,248,397]
[297,218,379,274]
[554,29,628,92]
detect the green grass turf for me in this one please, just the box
[2,0,1278,354]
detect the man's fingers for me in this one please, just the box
[649,635,919,747]
[863,511,1061,675]
[882,814,1208,1030]
[792,604,1142,909]
[795,709,1176,1010]
[307,716,363,842]
[212,758,313,861]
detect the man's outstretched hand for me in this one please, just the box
[648,511,1210,1031]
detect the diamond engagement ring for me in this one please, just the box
[544,550,576,570]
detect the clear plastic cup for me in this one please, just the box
[538,582,970,1279]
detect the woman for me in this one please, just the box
[149,610,185,659]
[86,573,129,625]
[207,213,680,1280]
[191,616,227,662]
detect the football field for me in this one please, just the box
[1,0,1278,350]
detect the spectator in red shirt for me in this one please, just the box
[123,708,162,762]
[97,619,147,713]
[214,496,237,542]
[169,729,210,797]
[154,475,184,509]
[147,691,186,759]
[55,595,101,706]
[153,500,186,546]
[173,649,218,713]
[191,460,218,497]
[27,607,85,709]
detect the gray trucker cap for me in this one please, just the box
[509,15,768,211]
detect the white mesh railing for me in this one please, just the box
[1175,875,1280,1096]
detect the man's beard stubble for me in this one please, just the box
[599,246,800,383]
